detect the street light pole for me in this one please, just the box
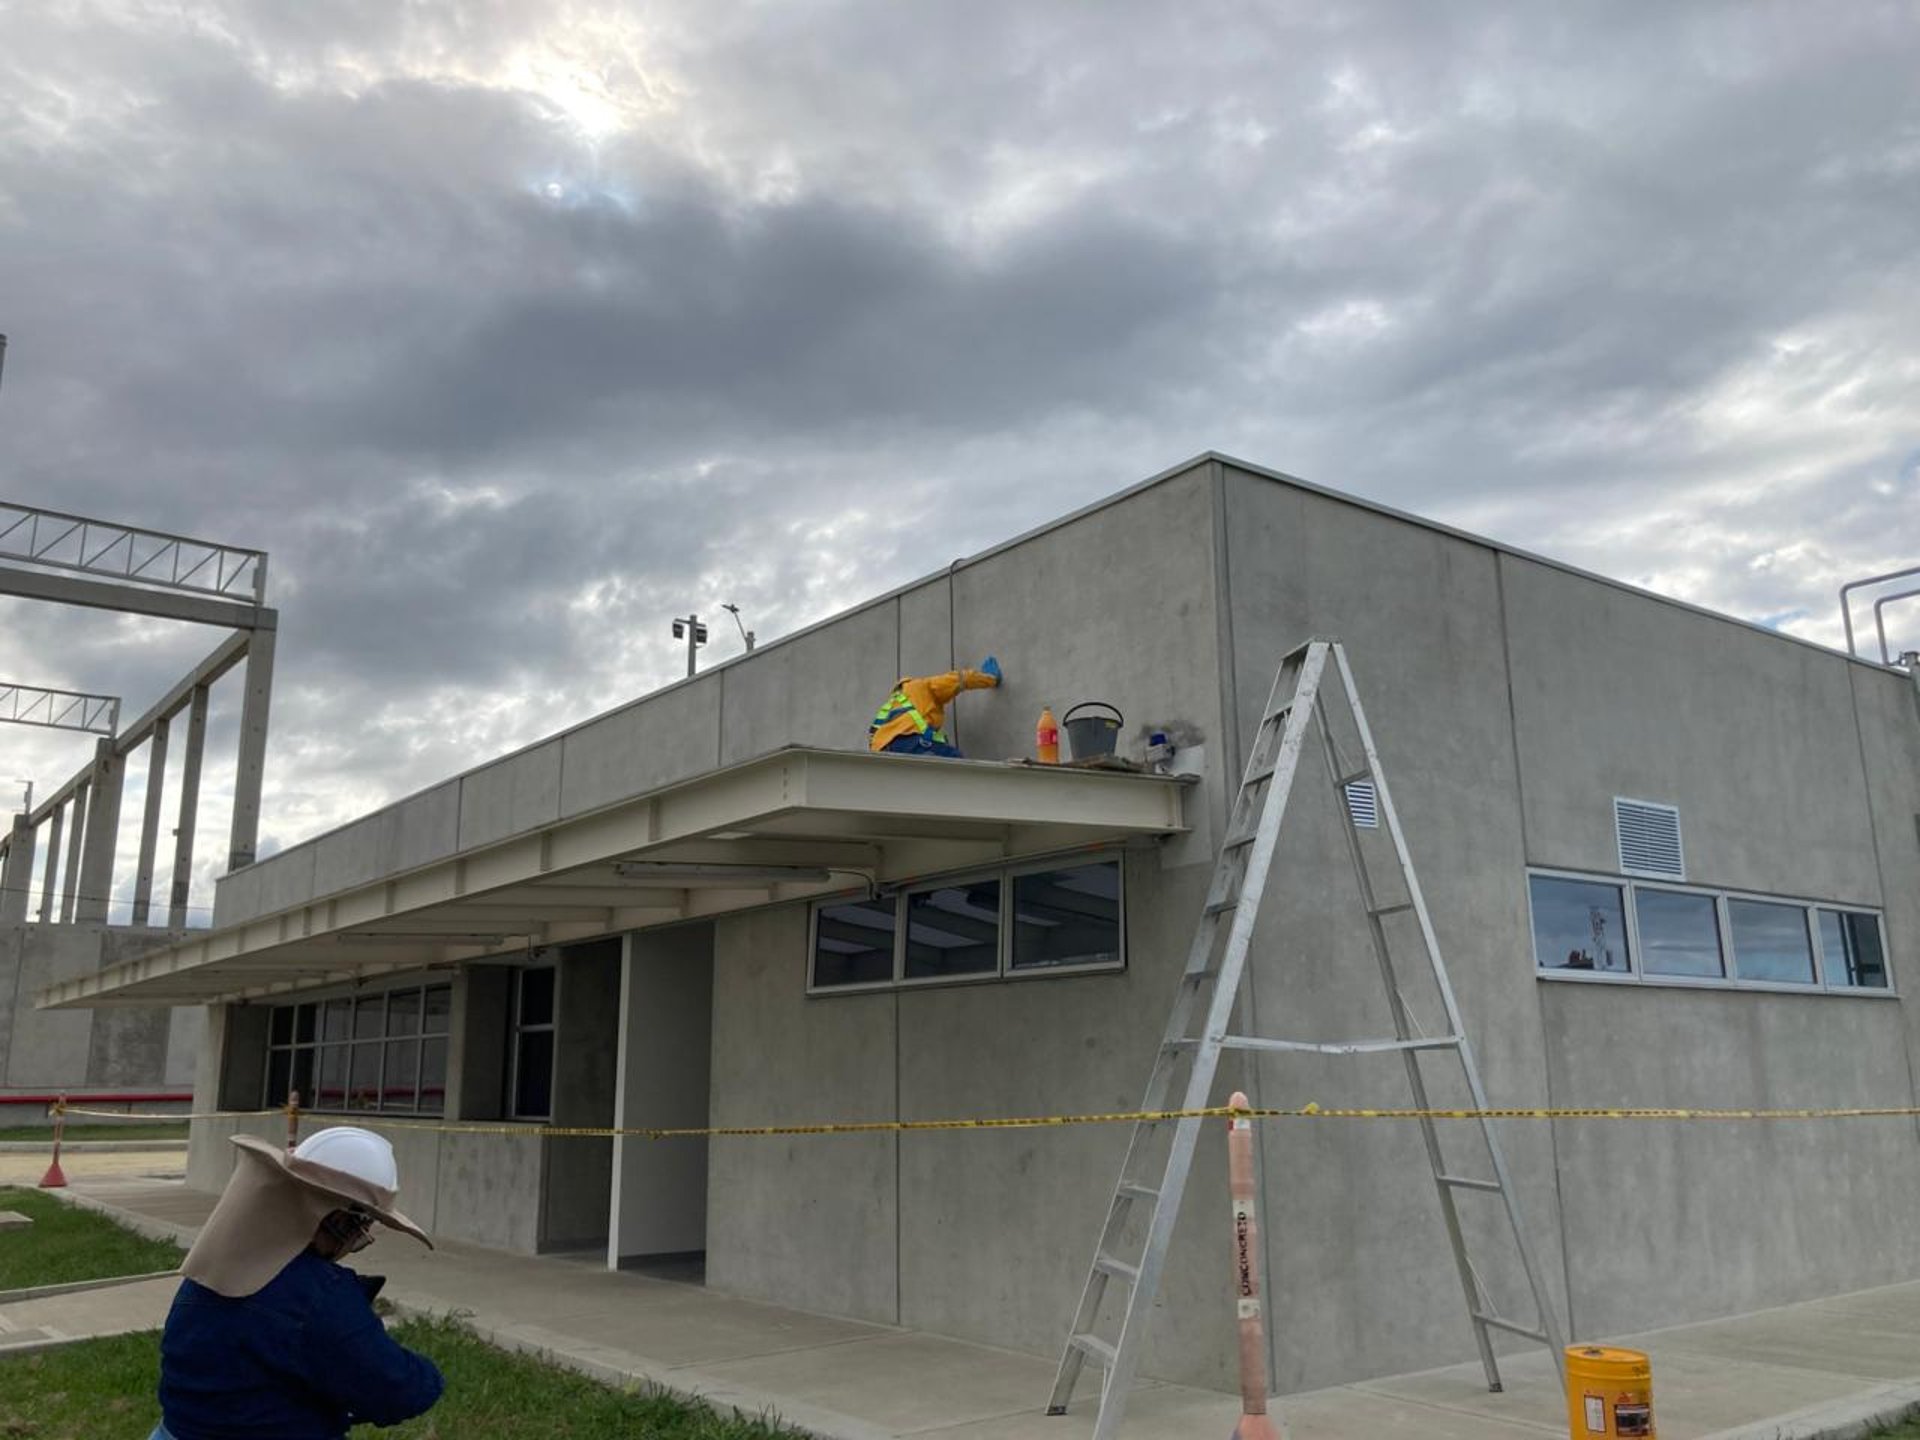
[670,614,708,678]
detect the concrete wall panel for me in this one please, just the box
[952,464,1218,767]
[1543,983,1920,1334]
[310,782,461,899]
[706,906,898,1323]
[544,939,622,1250]
[457,740,563,851]
[559,674,723,819]
[614,924,714,1259]
[6,927,110,1089]
[720,602,900,764]
[1503,557,1879,900]
[894,855,1233,1385]
[1220,467,1572,1390]
[897,579,955,681]
[435,1128,545,1251]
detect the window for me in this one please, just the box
[1011,861,1122,972]
[812,899,898,988]
[510,966,556,1120]
[812,855,1125,991]
[264,982,451,1115]
[1818,909,1888,990]
[904,882,1001,981]
[1531,869,1892,995]
[1636,887,1725,979]
[1727,899,1816,985]
[1528,875,1631,973]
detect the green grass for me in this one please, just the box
[0,1122,190,1143]
[0,1188,184,1291]
[1873,1419,1920,1438]
[0,1316,799,1439]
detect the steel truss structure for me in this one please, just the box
[0,682,120,736]
[0,500,276,930]
[0,502,266,604]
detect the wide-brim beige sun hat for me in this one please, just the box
[181,1130,431,1298]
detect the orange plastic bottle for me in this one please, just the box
[1036,706,1060,765]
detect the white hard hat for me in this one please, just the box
[293,1126,400,1192]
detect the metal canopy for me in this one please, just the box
[39,747,1190,1009]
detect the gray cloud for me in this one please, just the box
[3,0,1919,873]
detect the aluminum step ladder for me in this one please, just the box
[1047,639,1566,1439]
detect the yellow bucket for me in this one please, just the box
[1565,1345,1654,1438]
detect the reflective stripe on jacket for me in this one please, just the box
[868,669,997,753]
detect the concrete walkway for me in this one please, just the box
[0,1274,177,1355]
[48,1177,1920,1440]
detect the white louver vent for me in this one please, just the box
[1615,798,1684,879]
[1345,780,1379,829]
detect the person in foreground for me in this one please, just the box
[151,1125,445,1440]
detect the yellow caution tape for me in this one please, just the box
[48,1101,1920,1142]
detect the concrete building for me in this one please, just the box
[42,454,1920,1398]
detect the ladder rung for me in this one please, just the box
[1438,1174,1502,1193]
[1093,1252,1140,1285]
[1368,902,1413,918]
[1222,829,1259,850]
[1472,1312,1550,1345]
[1204,896,1240,917]
[1069,1332,1118,1366]
[1336,767,1372,787]
[1117,1183,1159,1203]
[1264,701,1293,723]
[1218,1035,1460,1057]
[1243,762,1278,786]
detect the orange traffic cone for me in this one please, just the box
[39,1094,68,1189]
[1227,1092,1280,1440]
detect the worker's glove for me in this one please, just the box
[980,655,1003,684]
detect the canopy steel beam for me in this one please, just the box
[0,682,120,736]
[41,748,1190,1009]
[0,501,266,604]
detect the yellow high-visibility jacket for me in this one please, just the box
[868,669,1000,752]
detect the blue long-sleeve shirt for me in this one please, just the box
[158,1251,444,1439]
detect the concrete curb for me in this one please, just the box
[0,1269,181,1306]
[49,1189,199,1248]
[1694,1382,1920,1439]
[0,1140,189,1154]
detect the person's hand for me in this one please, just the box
[980,655,1003,684]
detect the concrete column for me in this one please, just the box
[75,738,125,923]
[131,715,169,926]
[0,813,35,923]
[37,805,63,922]
[227,626,275,873]
[169,685,208,929]
[59,781,87,922]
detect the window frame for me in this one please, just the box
[808,850,1128,995]
[507,963,558,1121]
[1813,906,1893,993]
[1530,866,1895,998]
[260,977,453,1116]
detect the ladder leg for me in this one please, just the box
[1311,695,1504,1391]
[1329,643,1568,1376]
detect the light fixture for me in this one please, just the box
[611,861,832,885]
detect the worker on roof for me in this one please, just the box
[869,657,1002,758]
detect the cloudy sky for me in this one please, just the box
[3,0,1918,919]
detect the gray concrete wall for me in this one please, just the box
[707,905,901,1325]
[702,463,1238,1375]
[0,924,202,1097]
[1218,463,1573,1391]
[543,938,622,1250]
[612,924,714,1260]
